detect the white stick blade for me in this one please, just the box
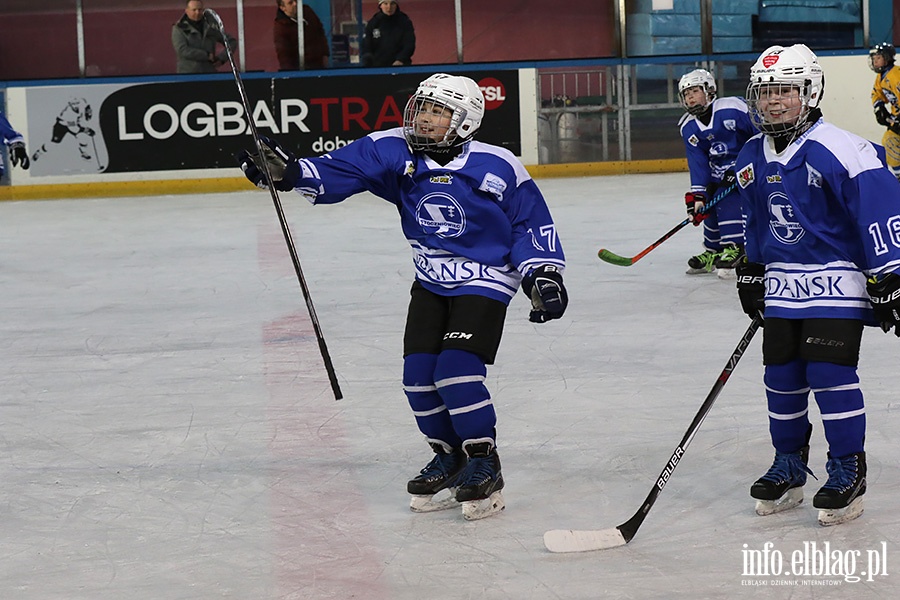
[543,528,628,553]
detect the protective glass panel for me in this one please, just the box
[0,0,79,80]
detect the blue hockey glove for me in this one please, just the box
[874,102,892,127]
[736,258,765,322]
[867,273,900,337]
[685,191,708,226]
[236,136,300,192]
[9,141,29,169]
[522,265,568,323]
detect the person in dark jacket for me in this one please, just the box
[274,0,330,70]
[361,0,415,67]
[171,0,237,74]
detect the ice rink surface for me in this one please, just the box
[2,172,898,599]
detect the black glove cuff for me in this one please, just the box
[522,265,562,297]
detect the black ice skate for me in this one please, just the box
[455,440,505,520]
[750,444,814,516]
[407,441,467,513]
[714,244,744,280]
[813,451,866,527]
[686,249,721,275]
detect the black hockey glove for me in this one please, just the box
[706,169,736,198]
[874,102,893,127]
[522,265,568,323]
[867,273,900,337]
[685,191,708,226]
[889,121,900,136]
[735,258,765,321]
[236,136,300,192]
[9,141,29,169]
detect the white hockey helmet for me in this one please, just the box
[746,44,824,138]
[403,73,485,151]
[678,69,716,116]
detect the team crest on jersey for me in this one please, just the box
[710,141,727,156]
[768,191,805,244]
[404,161,415,176]
[737,164,754,188]
[724,119,736,131]
[416,192,466,238]
[479,172,507,200]
[430,174,453,185]
[766,174,782,184]
[806,164,823,188]
[688,134,700,147]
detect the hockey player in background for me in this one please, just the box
[31,97,99,167]
[868,43,900,180]
[1,110,30,181]
[734,44,900,526]
[237,73,568,520]
[678,69,756,279]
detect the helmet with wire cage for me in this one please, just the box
[678,69,716,116]
[868,42,896,73]
[403,74,485,151]
[746,44,824,139]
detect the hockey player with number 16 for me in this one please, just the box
[734,44,900,526]
[237,73,567,521]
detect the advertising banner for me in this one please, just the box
[24,71,520,177]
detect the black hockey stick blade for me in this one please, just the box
[544,314,762,553]
[596,182,738,267]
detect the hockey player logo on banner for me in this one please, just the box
[30,97,107,173]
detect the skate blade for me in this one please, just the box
[716,268,736,280]
[409,488,459,513]
[461,490,505,521]
[685,267,715,275]
[817,497,864,526]
[755,488,803,516]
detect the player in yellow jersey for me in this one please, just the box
[870,43,900,180]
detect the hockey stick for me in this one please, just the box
[597,182,737,267]
[204,9,343,401]
[543,313,762,552]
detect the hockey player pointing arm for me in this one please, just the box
[237,74,567,520]
[734,44,900,526]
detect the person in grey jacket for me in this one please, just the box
[172,0,237,74]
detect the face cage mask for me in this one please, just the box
[679,87,713,116]
[403,95,467,152]
[868,52,894,74]
[746,82,813,139]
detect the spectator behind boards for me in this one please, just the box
[172,0,237,74]
[361,0,415,67]
[274,0,330,70]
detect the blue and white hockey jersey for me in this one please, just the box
[735,119,900,321]
[0,111,24,146]
[680,97,756,192]
[292,128,565,305]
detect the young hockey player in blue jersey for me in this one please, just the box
[237,73,567,520]
[678,69,756,278]
[0,110,30,181]
[734,44,900,526]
